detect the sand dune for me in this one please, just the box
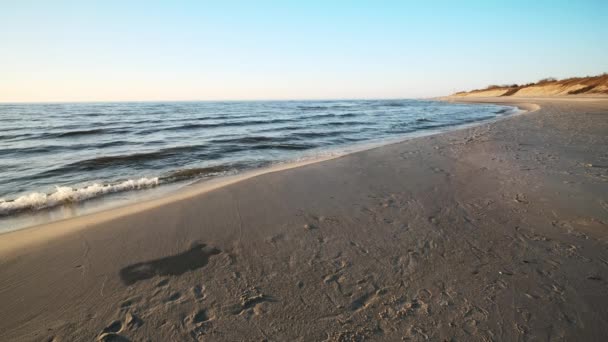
[453,74,608,97]
[0,97,607,341]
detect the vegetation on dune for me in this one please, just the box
[454,73,608,96]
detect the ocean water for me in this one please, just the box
[0,100,515,227]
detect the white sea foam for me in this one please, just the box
[0,177,159,215]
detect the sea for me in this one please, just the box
[0,99,516,231]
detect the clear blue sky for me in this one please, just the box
[1,0,606,102]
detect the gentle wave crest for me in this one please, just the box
[0,177,159,215]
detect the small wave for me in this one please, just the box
[298,105,328,110]
[257,125,308,133]
[57,145,208,171]
[297,104,353,110]
[0,141,139,157]
[160,165,239,182]
[0,177,159,215]
[290,127,373,140]
[303,112,359,120]
[209,136,293,144]
[138,118,298,135]
[415,122,454,130]
[0,132,39,141]
[387,127,416,134]
[227,118,298,126]
[381,102,406,107]
[415,118,433,123]
[457,115,496,124]
[322,121,368,127]
[96,140,137,148]
[173,123,219,130]
[247,143,317,151]
[292,131,335,139]
[494,107,515,115]
[303,113,337,119]
[56,128,108,137]
[73,151,170,169]
[45,128,129,140]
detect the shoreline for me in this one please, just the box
[1,96,607,341]
[0,101,522,238]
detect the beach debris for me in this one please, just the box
[97,332,129,342]
[515,193,529,204]
[304,223,317,230]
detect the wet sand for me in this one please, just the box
[1,97,607,341]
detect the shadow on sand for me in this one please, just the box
[119,243,221,285]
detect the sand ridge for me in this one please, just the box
[451,74,608,97]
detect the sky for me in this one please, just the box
[1,0,607,102]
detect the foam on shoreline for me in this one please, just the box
[0,177,159,215]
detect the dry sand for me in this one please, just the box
[0,97,607,341]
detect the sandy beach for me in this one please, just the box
[1,97,607,341]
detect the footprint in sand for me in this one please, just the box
[156,279,169,287]
[166,292,181,302]
[192,284,206,300]
[124,312,143,330]
[222,288,276,316]
[302,213,340,231]
[515,193,529,204]
[119,298,137,310]
[189,309,215,341]
[97,332,130,342]
[266,233,285,244]
[192,309,212,323]
[98,320,129,342]
[102,321,122,334]
[304,223,318,230]
[349,241,369,254]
